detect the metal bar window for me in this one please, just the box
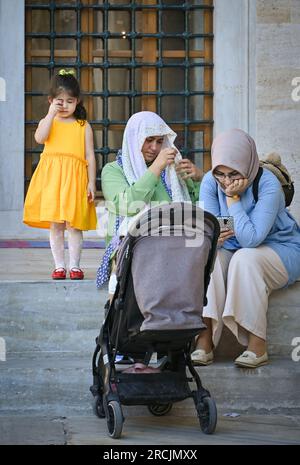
[25,0,214,195]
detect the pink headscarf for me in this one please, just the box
[211,128,260,190]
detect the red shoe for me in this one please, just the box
[70,268,84,280]
[52,268,66,280]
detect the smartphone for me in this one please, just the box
[217,216,234,231]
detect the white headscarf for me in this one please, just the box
[121,111,191,202]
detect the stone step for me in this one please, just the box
[0,281,105,354]
[1,280,300,356]
[1,354,299,416]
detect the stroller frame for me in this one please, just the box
[90,207,220,439]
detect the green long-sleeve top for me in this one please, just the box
[101,161,200,244]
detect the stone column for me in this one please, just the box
[213,0,257,137]
[256,0,300,222]
[0,0,28,238]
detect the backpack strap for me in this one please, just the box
[252,166,263,203]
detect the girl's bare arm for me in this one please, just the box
[85,122,97,201]
[34,102,61,144]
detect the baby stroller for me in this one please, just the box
[90,202,220,439]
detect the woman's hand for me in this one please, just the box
[155,148,177,170]
[149,148,177,177]
[87,182,96,202]
[218,228,234,246]
[175,159,203,182]
[225,178,248,197]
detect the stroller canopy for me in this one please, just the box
[116,202,219,332]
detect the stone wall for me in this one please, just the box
[0,0,26,238]
[256,0,300,221]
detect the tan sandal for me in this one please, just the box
[235,350,268,368]
[191,349,214,366]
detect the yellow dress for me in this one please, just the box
[23,118,97,231]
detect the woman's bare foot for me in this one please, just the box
[247,333,267,357]
[195,317,213,353]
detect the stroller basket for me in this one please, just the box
[115,371,191,405]
[111,327,203,355]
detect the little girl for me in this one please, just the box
[23,69,97,280]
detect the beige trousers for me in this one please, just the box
[204,246,288,347]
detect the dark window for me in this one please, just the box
[25,0,213,195]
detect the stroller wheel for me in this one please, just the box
[148,403,173,416]
[197,396,217,434]
[107,401,124,439]
[93,395,105,419]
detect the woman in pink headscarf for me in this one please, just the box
[191,128,300,368]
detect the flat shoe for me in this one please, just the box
[235,350,268,368]
[52,268,66,280]
[191,349,214,366]
[70,268,84,280]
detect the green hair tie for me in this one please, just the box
[58,69,75,76]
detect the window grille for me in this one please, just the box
[25,0,213,195]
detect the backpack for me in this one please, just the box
[252,153,294,207]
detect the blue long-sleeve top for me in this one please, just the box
[199,169,300,285]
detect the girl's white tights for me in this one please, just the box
[50,222,83,270]
[50,222,65,270]
[66,222,83,270]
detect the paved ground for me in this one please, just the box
[1,412,300,445]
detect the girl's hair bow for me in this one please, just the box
[58,69,76,76]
